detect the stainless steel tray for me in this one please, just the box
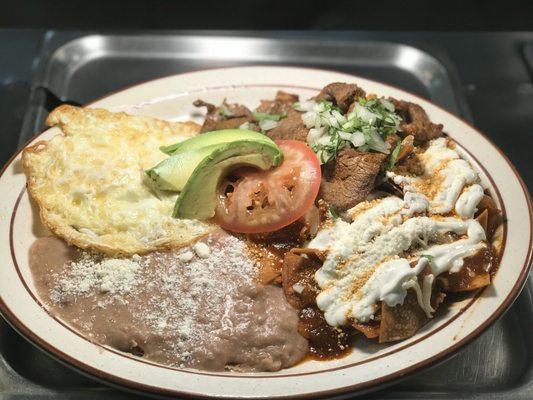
[8,32,532,399]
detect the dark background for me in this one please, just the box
[1,0,533,31]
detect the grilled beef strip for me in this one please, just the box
[315,82,366,112]
[264,109,309,142]
[319,149,387,213]
[390,98,443,142]
[193,99,259,133]
[256,91,299,114]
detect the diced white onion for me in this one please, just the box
[259,119,278,131]
[302,111,318,128]
[332,110,347,125]
[307,127,326,147]
[301,98,401,161]
[314,114,322,128]
[355,103,380,123]
[338,131,352,141]
[342,120,356,130]
[294,100,316,112]
[239,122,250,130]
[314,102,326,112]
[328,114,340,128]
[368,132,390,153]
[380,99,395,112]
[317,135,332,146]
[339,131,367,148]
[351,131,367,147]
[320,114,332,127]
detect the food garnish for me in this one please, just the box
[172,140,283,220]
[296,98,402,163]
[250,112,287,132]
[148,129,276,191]
[387,140,403,170]
[159,128,272,155]
[252,111,286,121]
[328,206,339,219]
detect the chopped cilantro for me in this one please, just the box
[388,141,402,170]
[252,111,286,121]
[421,254,435,266]
[217,106,234,117]
[328,206,339,219]
[300,98,402,164]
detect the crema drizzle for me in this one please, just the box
[309,138,488,327]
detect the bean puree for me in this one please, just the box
[29,232,308,372]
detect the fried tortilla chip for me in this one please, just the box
[439,247,492,292]
[476,194,503,241]
[476,209,489,233]
[281,249,323,309]
[353,320,380,339]
[379,290,428,343]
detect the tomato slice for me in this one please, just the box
[213,140,321,234]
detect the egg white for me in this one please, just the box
[23,105,213,255]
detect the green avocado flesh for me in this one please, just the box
[146,144,222,191]
[160,129,273,155]
[148,129,278,192]
[173,141,282,220]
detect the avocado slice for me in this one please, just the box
[173,141,282,220]
[146,144,221,191]
[160,129,272,155]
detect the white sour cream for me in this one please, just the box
[309,138,490,327]
[420,219,486,274]
[386,138,484,219]
[456,184,484,219]
[312,215,486,326]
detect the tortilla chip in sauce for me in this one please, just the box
[379,290,428,343]
[281,249,323,309]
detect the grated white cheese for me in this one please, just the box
[292,283,305,294]
[193,242,211,259]
[52,254,141,301]
[48,233,259,368]
[177,250,194,263]
[96,259,140,294]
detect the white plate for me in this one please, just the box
[0,66,531,399]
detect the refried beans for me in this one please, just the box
[29,232,308,372]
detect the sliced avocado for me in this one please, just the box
[146,144,221,191]
[160,129,273,155]
[173,141,282,220]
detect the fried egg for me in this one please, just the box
[23,105,214,255]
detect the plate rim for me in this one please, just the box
[0,65,531,399]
